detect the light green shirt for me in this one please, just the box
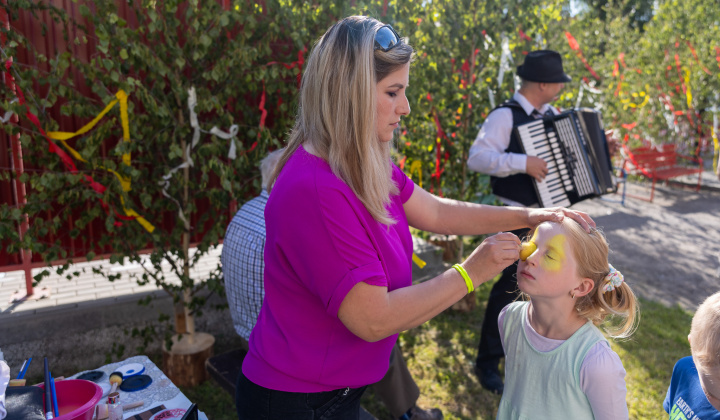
[497,301,607,420]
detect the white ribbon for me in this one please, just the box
[497,34,513,89]
[210,125,240,160]
[576,84,584,109]
[157,87,202,228]
[577,80,603,109]
[0,99,18,124]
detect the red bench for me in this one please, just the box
[620,143,703,202]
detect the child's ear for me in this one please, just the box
[574,277,595,298]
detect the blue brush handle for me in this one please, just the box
[50,375,59,417]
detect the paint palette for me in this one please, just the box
[117,362,145,377]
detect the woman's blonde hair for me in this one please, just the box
[268,16,413,225]
[690,292,720,374]
[561,219,639,339]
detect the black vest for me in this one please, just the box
[489,99,542,206]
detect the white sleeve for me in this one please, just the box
[467,108,527,177]
[497,304,511,354]
[580,341,629,420]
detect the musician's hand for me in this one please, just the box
[526,156,548,182]
[605,130,621,157]
[526,207,596,233]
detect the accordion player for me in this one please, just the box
[514,108,617,208]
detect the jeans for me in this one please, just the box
[236,371,368,420]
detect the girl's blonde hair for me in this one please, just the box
[689,292,720,374]
[268,16,414,225]
[561,219,639,338]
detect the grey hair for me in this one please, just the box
[260,148,285,189]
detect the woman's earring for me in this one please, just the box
[571,292,576,299]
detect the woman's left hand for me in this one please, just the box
[527,207,596,232]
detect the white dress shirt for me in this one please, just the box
[467,92,558,206]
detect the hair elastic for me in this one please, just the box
[602,264,624,293]
[452,264,474,294]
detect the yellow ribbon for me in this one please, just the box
[408,160,423,188]
[47,90,154,233]
[619,85,649,109]
[412,252,427,269]
[684,69,693,109]
[713,126,719,173]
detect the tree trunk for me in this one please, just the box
[162,332,215,387]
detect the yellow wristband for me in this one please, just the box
[452,264,474,294]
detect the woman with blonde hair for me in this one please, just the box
[236,15,595,419]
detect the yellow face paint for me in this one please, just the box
[541,234,566,272]
[520,230,539,261]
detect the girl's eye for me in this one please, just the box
[387,92,397,97]
[545,252,555,261]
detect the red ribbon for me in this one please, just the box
[674,53,686,95]
[621,122,636,130]
[518,29,532,42]
[267,47,306,88]
[686,41,712,75]
[564,32,600,81]
[258,82,267,133]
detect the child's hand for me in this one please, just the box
[461,232,521,288]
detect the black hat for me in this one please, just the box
[517,50,572,83]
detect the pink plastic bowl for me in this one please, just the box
[38,379,103,420]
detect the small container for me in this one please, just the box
[107,392,123,420]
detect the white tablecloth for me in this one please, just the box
[69,355,208,420]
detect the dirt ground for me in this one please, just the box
[571,181,720,311]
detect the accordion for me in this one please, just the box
[515,108,616,208]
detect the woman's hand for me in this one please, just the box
[526,207,595,232]
[462,232,521,288]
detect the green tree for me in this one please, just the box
[0,0,309,343]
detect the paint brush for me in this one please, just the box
[109,371,123,394]
[50,375,59,417]
[44,357,53,419]
[7,357,32,386]
[17,358,30,378]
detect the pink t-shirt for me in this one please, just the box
[242,145,415,392]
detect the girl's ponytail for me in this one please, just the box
[595,266,639,339]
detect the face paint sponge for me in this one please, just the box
[520,242,537,261]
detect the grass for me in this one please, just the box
[186,280,694,420]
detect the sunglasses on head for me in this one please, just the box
[374,25,402,52]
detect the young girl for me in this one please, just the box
[497,219,638,420]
